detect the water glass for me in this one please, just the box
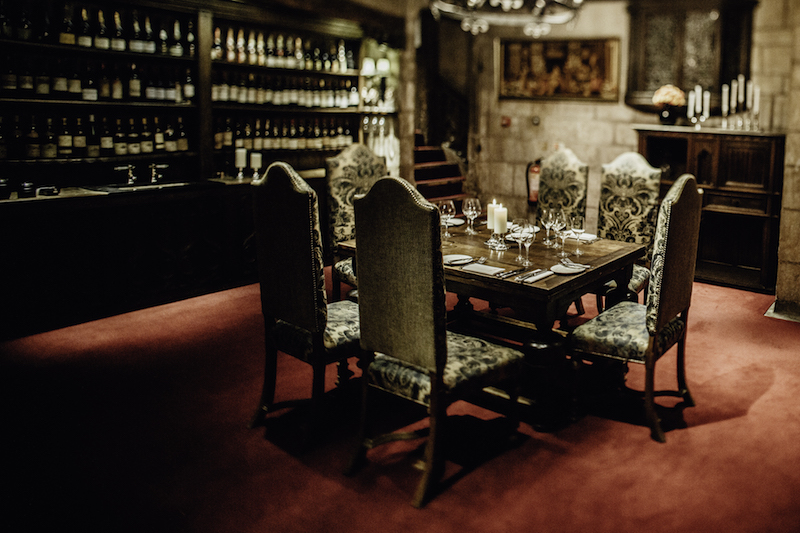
[463,198,481,235]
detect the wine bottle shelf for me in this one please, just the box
[212,61,359,78]
[0,37,196,63]
[211,103,357,114]
[0,97,195,107]
[2,151,198,165]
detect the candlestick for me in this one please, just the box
[721,84,729,116]
[730,79,738,114]
[702,90,710,118]
[737,74,745,104]
[493,204,508,251]
[694,85,703,115]
[487,199,496,231]
[746,80,754,111]
[687,91,695,119]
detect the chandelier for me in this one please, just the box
[430,0,585,36]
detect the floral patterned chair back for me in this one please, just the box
[599,152,661,261]
[536,147,588,223]
[326,143,387,247]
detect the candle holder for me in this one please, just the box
[486,233,500,250]
[494,231,508,251]
[236,166,245,180]
[252,169,261,181]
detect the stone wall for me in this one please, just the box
[754,0,800,317]
[468,1,652,229]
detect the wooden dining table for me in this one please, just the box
[337,218,646,335]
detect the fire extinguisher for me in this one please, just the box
[527,159,541,205]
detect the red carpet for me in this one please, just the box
[1,273,799,533]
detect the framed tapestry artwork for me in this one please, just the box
[499,38,620,102]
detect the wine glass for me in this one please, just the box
[512,217,528,263]
[438,199,456,240]
[520,221,536,267]
[555,210,570,258]
[463,197,481,235]
[551,209,566,251]
[571,214,585,256]
[541,208,554,247]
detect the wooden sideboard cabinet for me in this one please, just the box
[635,124,785,292]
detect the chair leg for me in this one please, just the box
[250,321,278,429]
[412,398,446,508]
[595,293,604,313]
[573,298,585,316]
[676,337,695,407]
[332,269,342,301]
[644,358,666,443]
[344,365,371,476]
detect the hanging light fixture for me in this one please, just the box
[430,0,585,36]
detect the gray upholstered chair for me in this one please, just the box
[596,152,661,310]
[325,143,387,300]
[536,147,589,315]
[536,147,588,223]
[568,174,702,442]
[345,176,526,508]
[249,162,361,431]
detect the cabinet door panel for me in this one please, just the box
[718,139,772,191]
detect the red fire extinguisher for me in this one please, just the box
[527,159,541,205]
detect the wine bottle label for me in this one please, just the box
[86,144,100,157]
[26,144,41,158]
[165,87,177,101]
[36,78,50,95]
[184,83,195,99]
[222,131,233,146]
[129,80,141,98]
[211,85,219,101]
[145,85,156,100]
[1,73,17,91]
[140,140,153,153]
[53,76,68,93]
[155,87,165,100]
[19,75,33,91]
[253,138,263,150]
[129,40,144,53]
[229,85,238,102]
[243,138,253,150]
[111,38,126,52]
[73,135,87,148]
[101,137,114,149]
[68,79,82,94]
[114,141,127,155]
[95,37,110,50]
[111,81,123,99]
[59,33,76,45]
[237,88,247,104]
[154,133,165,150]
[42,143,57,158]
[78,35,93,47]
[82,88,98,101]
[165,140,177,152]
[177,138,188,151]
[128,141,141,154]
[218,84,229,101]
[145,41,156,54]
[58,135,72,148]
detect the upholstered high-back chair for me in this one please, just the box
[345,177,526,507]
[596,152,662,309]
[536,147,589,223]
[249,161,361,432]
[568,174,702,442]
[325,143,387,299]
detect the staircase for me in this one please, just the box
[413,131,468,207]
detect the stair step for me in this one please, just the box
[415,175,466,187]
[414,146,448,164]
[422,192,471,205]
[414,161,461,181]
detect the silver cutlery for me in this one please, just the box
[459,256,487,268]
[561,258,591,269]
[496,267,526,279]
[515,268,543,282]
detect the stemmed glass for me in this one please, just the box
[571,214,585,256]
[520,221,536,267]
[551,210,566,251]
[438,200,456,241]
[541,208,555,247]
[463,198,481,235]
[555,210,570,258]
[512,217,528,263]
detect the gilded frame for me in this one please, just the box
[499,38,620,102]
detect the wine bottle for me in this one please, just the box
[253,119,263,151]
[228,72,239,103]
[296,118,307,150]
[113,117,127,155]
[110,65,123,101]
[140,117,153,153]
[111,11,125,52]
[213,118,224,150]
[98,62,111,100]
[86,114,100,157]
[275,34,286,68]
[14,6,32,41]
[1,52,17,94]
[165,69,178,102]
[94,9,110,50]
[67,61,82,100]
[128,63,141,100]
[59,3,75,45]
[285,35,296,69]
[81,62,98,101]
[262,118,272,150]
[242,120,253,150]
[99,116,114,156]
[256,32,266,66]
[211,26,222,61]
[25,115,40,159]
[0,1,12,40]
[126,117,140,154]
[234,119,243,149]
[77,7,92,47]
[236,29,246,64]
[265,33,275,67]
[153,116,165,151]
[17,61,33,94]
[287,119,298,150]
[294,37,304,69]
[182,68,195,103]
[57,116,73,157]
[222,117,233,148]
[128,10,144,53]
[158,20,168,55]
[169,19,183,57]
[186,20,195,58]
[72,116,86,157]
[0,116,7,160]
[41,117,57,159]
[34,58,50,97]
[176,116,188,152]
[164,120,177,152]
[226,27,235,63]
[143,16,156,54]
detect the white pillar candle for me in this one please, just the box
[487,199,497,230]
[235,148,247,169]
[687,91,695,118]
[494,205,507,234]
[737,74,745,104]
[746,80,754,111]
[721,84,729,115]
[250,152,262,170]
[694,85,703,114]
[703,90,710,118]
[730,79,738,113]
[753,85,760,115]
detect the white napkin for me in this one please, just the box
[524,270,555,283]
[461,263,506,276]
[566,231,598,243]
